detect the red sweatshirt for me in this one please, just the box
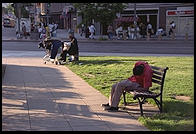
[128,61,153,89]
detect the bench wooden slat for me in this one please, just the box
[152,70,163,75]
[152,78,162,85]
[133,91,159,98]
[150,66,165,71]
[152,74,162,80]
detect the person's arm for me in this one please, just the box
[70,38,75,44]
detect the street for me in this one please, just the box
[2,27,194,57]
[2,41,194,54]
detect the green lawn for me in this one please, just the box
[65,56,194,131]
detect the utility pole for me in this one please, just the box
[17,3,22,34]
[134,3,137,40]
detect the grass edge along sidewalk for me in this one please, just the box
[65,56,194,131]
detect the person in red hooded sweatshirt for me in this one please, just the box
[102,61,153,111]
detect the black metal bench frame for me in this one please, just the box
[123,66,169,116]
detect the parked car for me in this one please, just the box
[3,18,15,28]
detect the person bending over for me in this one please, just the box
[102,61,153,111]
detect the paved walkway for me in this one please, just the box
[2,57,150,131]
[2,28,194,42]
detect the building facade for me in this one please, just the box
[29,3,194,36]
[119,3,194,36]
[29,3,77,31]
[165,5,194,36]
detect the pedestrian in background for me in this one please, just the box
[38,23,42,39]
[80,24,85,36]
[169,21,176,40]
[184,23,189,40]
[45,24,51,39]
[107,24,114,40]
[156,27,164,40]
[89,24,96,39]
[31,23,35,32]
[139,23,146,38]
[115,25,123,40]
[51,22,58,37]
[22,22,27,39]
[147,22,153,39]
[128,24,135,40]
[136,24,141,39]
[85,25,90,38]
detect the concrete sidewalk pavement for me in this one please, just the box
[2,28,194,42]
[2,57,150,131]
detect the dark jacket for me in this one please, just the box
[68,37,78,55]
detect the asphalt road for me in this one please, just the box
[2,40,194,55]
[2,26,194,56]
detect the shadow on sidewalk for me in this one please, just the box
[2,64,93,130]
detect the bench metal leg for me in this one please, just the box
[154,98,162,113]
[123,92,127,106]
[137,97,143,116]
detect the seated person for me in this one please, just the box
[102,61,153,111]
[60,33,79,62]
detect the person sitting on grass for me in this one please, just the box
[102,61,153,111]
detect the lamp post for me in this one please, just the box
[134,3,137,40]
[16,3,22,34]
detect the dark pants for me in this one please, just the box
[60,50,79,62]
[50,40,62,59]
[169,29,173,35]
[60,50,68,62]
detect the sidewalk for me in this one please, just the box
[2,29,194,42]
[2,57,151,131]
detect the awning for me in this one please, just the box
[114,17,140,22]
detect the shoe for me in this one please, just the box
[50,58,54,62]
[50,59,54,63]
[59,61,66,65]
[104,106,119,111]
[101,103,109,107]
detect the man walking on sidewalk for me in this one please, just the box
[89,24,96,39]
[22,22,27,39]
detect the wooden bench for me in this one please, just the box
[122,65,169,116]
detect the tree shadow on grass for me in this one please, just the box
[142,99,194,131]
[163,99,194,118]
[78,57,149,66]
